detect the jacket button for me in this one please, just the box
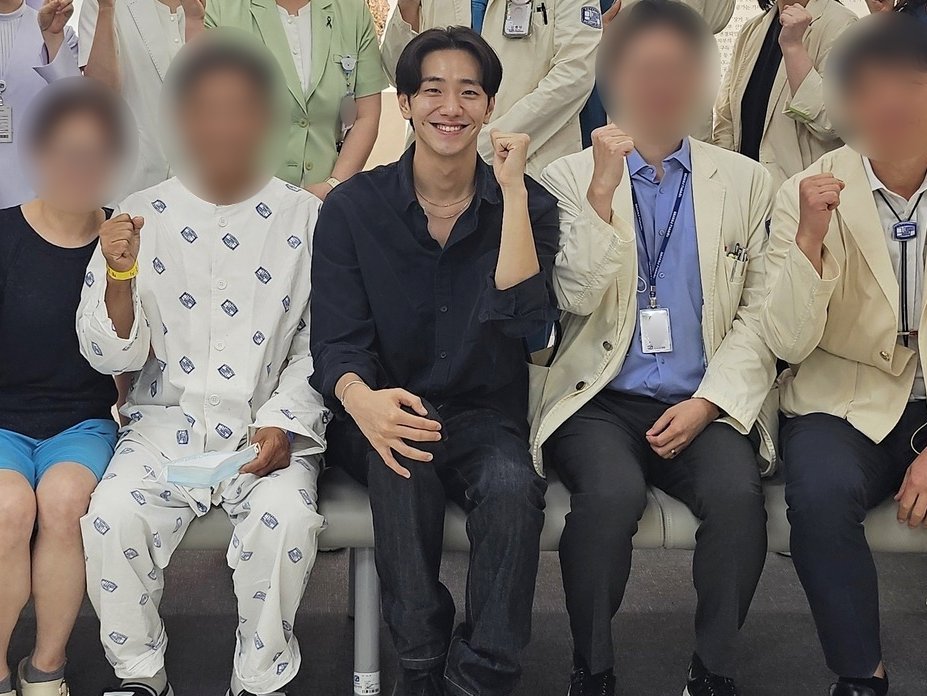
[880,350,891,361]
[296,118,309,128]
[304,161,313,171]
[576,381,586,390]
[603,341,613,351]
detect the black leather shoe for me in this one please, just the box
[683,653,739,696]
[567,667,616,696]
[830,683,878,696]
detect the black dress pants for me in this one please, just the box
[545,390,768,677]
[782,402,924,678]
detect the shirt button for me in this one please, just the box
[658,229,665,236]
[576,381,586,390]
[659,272,665,279]
[215,341,225,351]
[440,305,448,313]
[603,341,613,351]
[439,351,448,359]
[880,350,891,361]
[217,279,227,290]
[173,38,180,44]
[218,216,228,228]
[208,395,221,406]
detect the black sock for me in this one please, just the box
[838,674,889,696]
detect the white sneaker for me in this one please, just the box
[17,659,67,696]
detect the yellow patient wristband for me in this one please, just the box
[106,261,139,281]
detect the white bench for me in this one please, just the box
[178,467,927,695]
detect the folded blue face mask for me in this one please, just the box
[166,444,261,488]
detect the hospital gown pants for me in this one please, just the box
[80,438,325,694]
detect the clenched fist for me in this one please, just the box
[779,3,813,50]
[38,0,74,36]
[100,213,144,275]
[491,130,530,191]
[797,173,844,242]
[587,124,634,223]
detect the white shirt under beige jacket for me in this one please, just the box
[532,138,779,475]
[712,0,857,189]
[380,0,601,178]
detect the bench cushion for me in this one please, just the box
[177,467,927,553]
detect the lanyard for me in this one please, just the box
[878,189,925,345]
[631,170,690,309]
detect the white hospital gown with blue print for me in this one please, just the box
[77,176,329,694]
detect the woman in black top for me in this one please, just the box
[0,79,132,696]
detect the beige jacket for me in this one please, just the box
[532,139,779,476]
[712,0,857,189]
[763,146,925,444]
[380,0,601,178]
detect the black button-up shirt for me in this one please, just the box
[309,147,559,429]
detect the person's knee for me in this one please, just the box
[36,468,95,538]
[570,484,648,536]
[80,483,147,551]
[786,470,864,533]
[0,482,37,546]
[479,456,546,513]
[697,475,767,527]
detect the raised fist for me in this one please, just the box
[590,124,635,197]
[779,3,813,50]
[100,213,144,275]
[491,130,530,190]
[37,0,74,36]
[797,173,844,244]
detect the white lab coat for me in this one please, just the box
[0,3,79,208]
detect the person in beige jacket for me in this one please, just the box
[761,15,927,696]
[713,0,857,189]
[380,0,601,178]
[535,3,777,695]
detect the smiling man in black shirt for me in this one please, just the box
[310,26,558,696]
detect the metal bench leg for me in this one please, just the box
[348,547,356,619]
[353,547,381,695]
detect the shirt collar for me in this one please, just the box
[627,138,692,180]
[397,144,501,212]
[863,155,927,200]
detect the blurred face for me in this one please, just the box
[176,67,272,184]
[609,27,709,139]
[32,111,120,212]
[398,49,494,159]
[843,63,927,162]
[778,0,810,8]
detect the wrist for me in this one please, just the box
[588,181,618,202]
[500,181,528,199]
[694,397,721,421]
[341,381,371,412]
[781,42,808,58]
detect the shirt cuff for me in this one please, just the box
[33,40,80,83]
[479,270,557,325]
[784,69,825,125]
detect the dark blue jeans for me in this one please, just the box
[782,403,924,678]
[327,405,547,696]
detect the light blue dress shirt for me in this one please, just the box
[471,0,489,32]
[608,140,707,403]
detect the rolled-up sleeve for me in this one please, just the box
[309,195,383,400]
[34,26,80,83]
[478,188,560,338]
[77,243,151,375]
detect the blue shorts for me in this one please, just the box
[0,419,119,488]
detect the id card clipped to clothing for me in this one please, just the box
[503,0,534,37]
[640,307,673,354]
[0,80,11,144]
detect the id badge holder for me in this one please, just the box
[0,80,12,144]
[503,0,534,38]
[640,307,673,354]
[893,220,918,241]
